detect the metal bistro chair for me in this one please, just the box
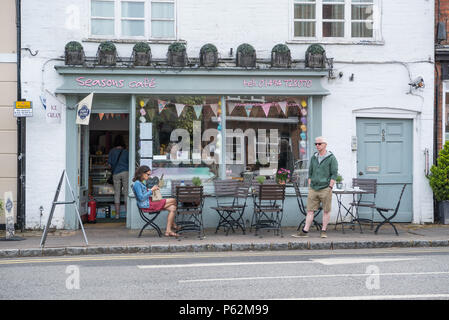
[350,178,377,230]
[293,181,322,232]
[212,180,250,235]
[131,184,162,238]
[171,180,194,197]
[374,183,407,236]
[249,179,277,232]
[253,184,286,237]
[175,185,205,239]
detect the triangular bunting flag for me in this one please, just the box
[245,104,253,117]
[110,113,115,119]
[175,103,185,117]
[228,102,236,115]
[148,109,156,121]
[158,100,167,113]
[193,105,203,119]
[99,113,104,120]
[278,101,287,116]
[262,103,271,117]
[209,104,218,117]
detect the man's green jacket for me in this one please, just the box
[308,152,338,191]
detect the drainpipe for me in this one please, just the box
[16,0,25,231]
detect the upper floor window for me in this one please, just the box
[292,0,378,41]
[90,0,176,39]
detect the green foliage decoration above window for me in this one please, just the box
[168,42,186,53]
[237,43,255,55]
[272,44,290,54]
[65,41,83,52]
[99,41,116,53]
[428,141,449,202]
[200,43,218,54]
[133,42,151,53]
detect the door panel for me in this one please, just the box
[356,118,413,222]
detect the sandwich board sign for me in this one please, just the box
[14,101,33,117]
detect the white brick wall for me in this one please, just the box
[21,0,435,228]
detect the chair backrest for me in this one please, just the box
[214,180,241,197]
[352,178,377,194]
[175,185,203,204]
[258,184,286,202]
[171,180,193,196]
[393,183,407,213]
[293,181,306,212]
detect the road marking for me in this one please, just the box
[179,271,449,283]
[310,257,418,265]
[283,294,449,300]
[137,260,314,269]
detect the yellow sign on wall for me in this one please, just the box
[14,101,33,117]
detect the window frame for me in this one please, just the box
[290,0,381,43]
[89,0,177,40]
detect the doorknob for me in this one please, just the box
[359,171,364,176]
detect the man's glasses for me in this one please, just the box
[315,143,324,146]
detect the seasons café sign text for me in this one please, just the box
[76,77,157,88]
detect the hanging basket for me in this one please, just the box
[236,43,256,68]
[271,44,291,68]
[97,41,117,66]
[64,41,85,65]
[200,43,218,67]
[305,44,326,68]
[167,42,187,67]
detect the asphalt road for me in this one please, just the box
[1,247,449,301]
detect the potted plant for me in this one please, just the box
[192,176,202,186]
[64,41,85,65]
[336,174,343,189]
[256,176,266,184]
[167,42,187,67]
[271,44,291,68]
[200,43,218,67]
[97,41,117,66]
[305,44,326,68]
[132,42,151,66]
[276,168,291,184]
[236,43,256,68]
[428,141,449,224]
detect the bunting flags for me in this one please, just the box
[278,101,287,116]
[193,105,203,119]
[158,100,167,113]
[262,103,271,117]
[209,104,218,117]
[244,104,253,117]
[175,103,185,117]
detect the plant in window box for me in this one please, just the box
[167,42,187,67]
[64,41,85,65]
[305,44,326,69]
[236,43,256,68]
[276,168,291,184]
[97,41,117,66]
[132,42,151,66]
[200,43,218,67]
[271,44,291,68]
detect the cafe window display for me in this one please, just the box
[135,95,310,193]
[136,96,221,193]
[225,96,309,184]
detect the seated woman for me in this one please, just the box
[132,165,179,237]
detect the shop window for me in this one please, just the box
[225,96,309,185]
[90,0,176,39]
[136,96,221,194]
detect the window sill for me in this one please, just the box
[82,38,183,45]
[286,39,385,46]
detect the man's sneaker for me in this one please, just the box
[320,230,327,238]
[292,229,309,238]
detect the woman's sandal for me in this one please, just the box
[165,231,179,237]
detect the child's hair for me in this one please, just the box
[132,165,150,182]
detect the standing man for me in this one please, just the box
[108,135,129,220]
[292,136,338,238]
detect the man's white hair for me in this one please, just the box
[315,136,328,144]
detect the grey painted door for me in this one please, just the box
[356,118,413,222]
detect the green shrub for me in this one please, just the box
[306,44,325,55]
[200,43,218,54]
[256,176,266,184]
[237,43,255,55]
[99,41,116,53]
[168,42,186,53]
[65,41,83,52]
[428,141,449,202]
[192,177,202,186]
[272,44,290,54]
[133,42,151,53]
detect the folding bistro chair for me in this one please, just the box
[131,184,162,238]
[253,184,286,237]
[293,181,322,232]
[350,178,377,230]
[374,183,407,236]
[212,180,249,235]
[171,180,193,197]
[175,185,205,239]
[249,179,278,232]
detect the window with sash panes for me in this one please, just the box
[90,0,176,39]
[293,0,378,40]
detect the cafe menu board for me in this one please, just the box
[140,122,153,169]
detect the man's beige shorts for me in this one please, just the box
[307,187,332,213]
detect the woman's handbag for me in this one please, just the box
[107,149,123,185]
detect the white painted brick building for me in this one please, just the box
[21,0,435,230]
